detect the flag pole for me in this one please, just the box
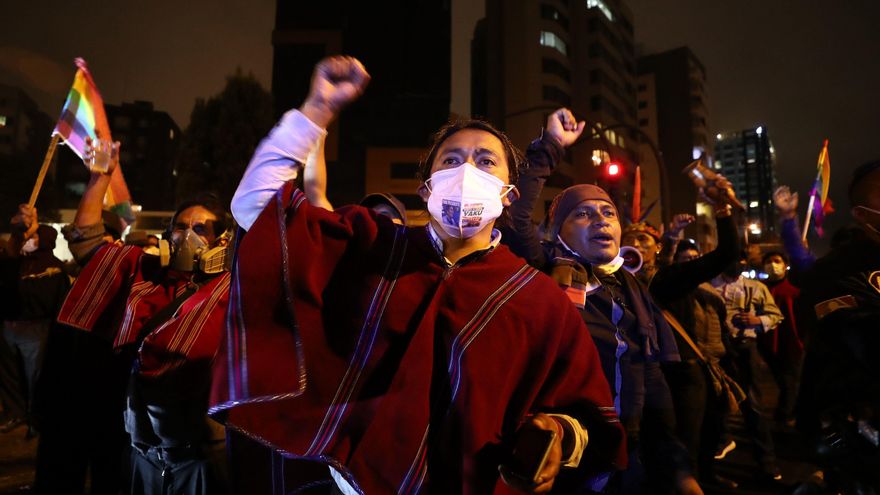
[801,142,828,242]
[801,191,816,243]
[27,133,61,208]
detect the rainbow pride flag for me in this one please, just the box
[54,58,134,223]
[809,139,833,237]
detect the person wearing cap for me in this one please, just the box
[360,192,408,225]
[505,108,700,495]
[0,205,70,438]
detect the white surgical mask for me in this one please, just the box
[20,238,38,254]
[764,262,786,280]
[425,163,513,239]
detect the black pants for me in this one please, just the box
[727,339,777,465]
[127,442,228,495]
[34,327,130,495]
[758,347,803,422]
[663,360,724,481]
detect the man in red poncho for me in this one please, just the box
[50,140,233,494]
[210,56,626,494]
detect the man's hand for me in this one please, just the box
[698,173,736,207]
[500,414,563,494]
[732,312,762,329]
[84,136,121,176]
[301,56,371,128]
[774,186,798,219]
[667,213,695,238]
[545,108,586,148]
[11,204,38,236]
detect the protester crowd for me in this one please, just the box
[1,56,878,495]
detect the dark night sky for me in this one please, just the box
[628,0,880,253]
[1,0,275,128]
[4,1,878,254]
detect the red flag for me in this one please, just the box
[632,166,641,223]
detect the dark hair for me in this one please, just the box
[761,250,788,265]
[848,159,880,207]
[172,192,229,237]
[674,238,700,257]
[418,119,525,185]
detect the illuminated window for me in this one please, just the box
[539,31,567,56]
[586,0,614,21]
[592,149,610,166]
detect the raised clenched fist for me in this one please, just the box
[545,108,586,148]
[773,186,798,219]
[301,56,371,128]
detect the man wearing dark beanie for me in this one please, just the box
[504,108,700,495]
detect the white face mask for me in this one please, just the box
[425,163,513,239]
[764,261,786,279]
[21,237,38,254]
[854,205,880,235]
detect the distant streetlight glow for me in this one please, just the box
[756,126,763,135]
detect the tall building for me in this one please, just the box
[54,100,180,211]
[0,83,53,157]
[0,84,57,227]
[637,47,713,245]
[474,0,641,222]
[272,0,452,219]
[714,126,778,241]
[107,101,180,210]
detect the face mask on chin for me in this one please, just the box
[20,237,38,255]
[425,163,514,239]
[855,205,880,236]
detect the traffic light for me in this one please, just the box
[605,161,622,178]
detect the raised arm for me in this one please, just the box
[657,214,695,267]
[504,108,584,268]
[303,134,333,210]
[774,186,816,273]
[231,56,369,230]
[61,139,121,263]
[650,199,740,303]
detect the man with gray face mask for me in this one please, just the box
[47,138,234,495]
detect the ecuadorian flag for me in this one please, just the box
[54,58,134,223]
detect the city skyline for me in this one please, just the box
[3,0,879,251]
